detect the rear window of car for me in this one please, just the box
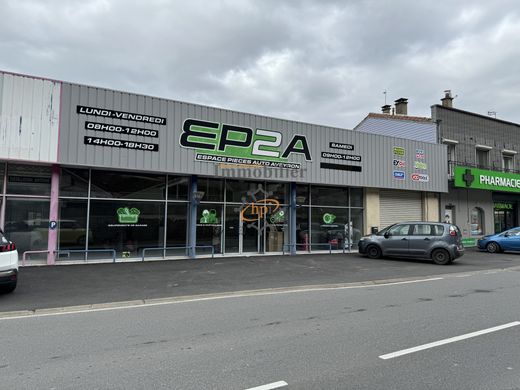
[411,224,444,236]
[0,230,9,244]
[431,225,445,236]
[450,225,462,236]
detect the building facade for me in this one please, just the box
[433,97,520,245]
[0,71,447,264]
[354,92,520,247]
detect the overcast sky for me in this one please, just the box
[1,0,519,129]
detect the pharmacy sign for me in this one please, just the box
[454,166,520,193]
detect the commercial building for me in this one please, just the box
[0,71,447,264]
[433,92,520,245]
[356,92,520,247]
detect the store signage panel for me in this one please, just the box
[85,121,159,138]
[179,119,311,170]
[454,166,520,193]
[84,136,159,151]
[329,142,354,151]
[60,82,448,192]
[77,105,166,125]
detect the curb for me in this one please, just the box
[2,266,519,320]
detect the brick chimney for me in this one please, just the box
[381,104,391,114]
[441,90,453,108]
[394,98,408,115]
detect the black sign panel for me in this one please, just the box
[77,105,166,125]
[321,151,362,162]
[329,142,354,151]
[320,163,362,172]
[84,136,159,151]
[85,121,159,138]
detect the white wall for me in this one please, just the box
[0,73,61,163]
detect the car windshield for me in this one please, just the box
[376,225,395,236]
[501,228,520,236]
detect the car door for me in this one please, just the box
[408,224,437,257]
[381,224,411,256]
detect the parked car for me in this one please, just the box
[477,227,520,253]
[3,220,46,251]
[358,222,464,265]
[0,229,19,293]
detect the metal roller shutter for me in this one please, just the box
[380,190,422,228]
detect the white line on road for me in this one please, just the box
[244,381,288,390]
[0,277,443,322]
[379,321,520,360]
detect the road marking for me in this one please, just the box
[245,381,288,390]
[379,321,520,360]
[0,277,443,321]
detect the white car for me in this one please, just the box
[0,230,18,294]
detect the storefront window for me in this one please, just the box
[266,205,289,252]
[0,163,5,191]
[350,188,363,207]
[90,170,166,199]
[197,204,222,254]
[470,207,484,236]
[167,176,189,200]
[58,199,88,257]
[349,208,364,249]
[310,185,348,207]
[88,200,165,258]
[7,164,52,196]
[225,180,263,203]
[266,182,288,204]
[310,207,349,250]
[4,198,50,255]
[296,184,309,205]
[296,207,310,251]
[197,178,223,202]
[165,203,188,255]
[60,168,89,197]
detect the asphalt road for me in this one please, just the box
[1,267,520,389]
[2,249,520,313]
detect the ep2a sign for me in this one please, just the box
[179,119,312,169]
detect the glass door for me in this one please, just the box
[241,210,260,253]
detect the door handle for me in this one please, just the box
[401,238,408,240]
[424,238,430,241]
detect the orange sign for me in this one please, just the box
[241,198,280,222]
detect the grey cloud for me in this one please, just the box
[1,0,520,128]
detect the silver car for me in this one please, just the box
[358,222,464,265]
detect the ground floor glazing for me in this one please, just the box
[0,162,368,262]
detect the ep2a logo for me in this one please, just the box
[179,119,312,162]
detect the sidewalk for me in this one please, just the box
[1,249,519,313]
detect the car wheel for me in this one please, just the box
[431,249,451,265]
[366,245,382,259]
[0,281,17,294]
[486,242,500,253]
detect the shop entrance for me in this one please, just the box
[494,202,516,233]
[237,202,287,254]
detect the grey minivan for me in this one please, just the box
[358,222,464,265]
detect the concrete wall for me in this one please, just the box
[440,185,494,237]
[364,188,380,235]
[422,192,440,222]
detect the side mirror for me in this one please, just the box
[384,232,390,239]
[505,232,510,237]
